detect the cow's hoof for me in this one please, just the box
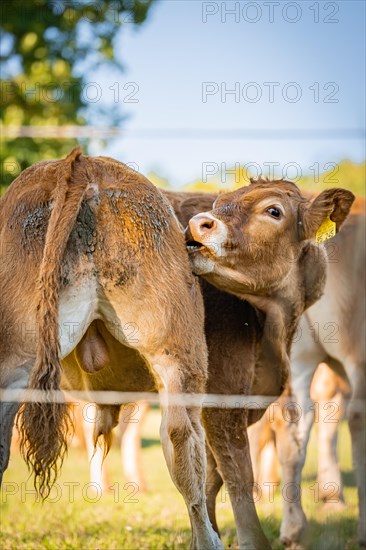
[280,512,308,549]
[280,538,304,550]
[280,532,307,549]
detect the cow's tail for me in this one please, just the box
[18,147,87,498]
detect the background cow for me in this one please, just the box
[77,401,149,493]
[268,211,366,547]
[248,362,350,493]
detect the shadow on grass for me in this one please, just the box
[220,516,282,549]
[302,470,356,488]
[342,470,356,488]
[306,516,360,550]
[1,513,360,550]
[246,512,359,550]
[141,437,160,449]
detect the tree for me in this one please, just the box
[0,0,154,188]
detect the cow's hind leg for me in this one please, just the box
[206,445,223,536]
[145,354,223,550]
[0,361,31,485]
[204,407,271,550]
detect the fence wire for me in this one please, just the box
[0,388,280,408]
[2,126,364,139]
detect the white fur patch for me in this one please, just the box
[58,277,99,359]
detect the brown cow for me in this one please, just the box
[165,180,354,548]
[0,149,222,549]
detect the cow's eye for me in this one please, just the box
[266,207,282,219]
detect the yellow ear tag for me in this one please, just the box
[315,215,336,244]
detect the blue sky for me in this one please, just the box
[87,0,365,186]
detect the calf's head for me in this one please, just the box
[186,179,354,299]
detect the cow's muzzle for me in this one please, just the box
[186,213,228,257]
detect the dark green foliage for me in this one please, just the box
[0,0,154,186]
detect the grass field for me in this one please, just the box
[0,410,360,550]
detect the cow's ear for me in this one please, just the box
[300,188,355,240]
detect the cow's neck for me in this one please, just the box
[241,268,305,394]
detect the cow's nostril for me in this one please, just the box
[201,220,214,230]
[199,219,216,232]
[189,214,219,243]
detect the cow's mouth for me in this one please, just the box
[186,239,205,253]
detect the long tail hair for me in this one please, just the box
[18,147,87,498]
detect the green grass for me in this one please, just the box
[0,413,360,549]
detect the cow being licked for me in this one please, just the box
[0,149,222,550]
